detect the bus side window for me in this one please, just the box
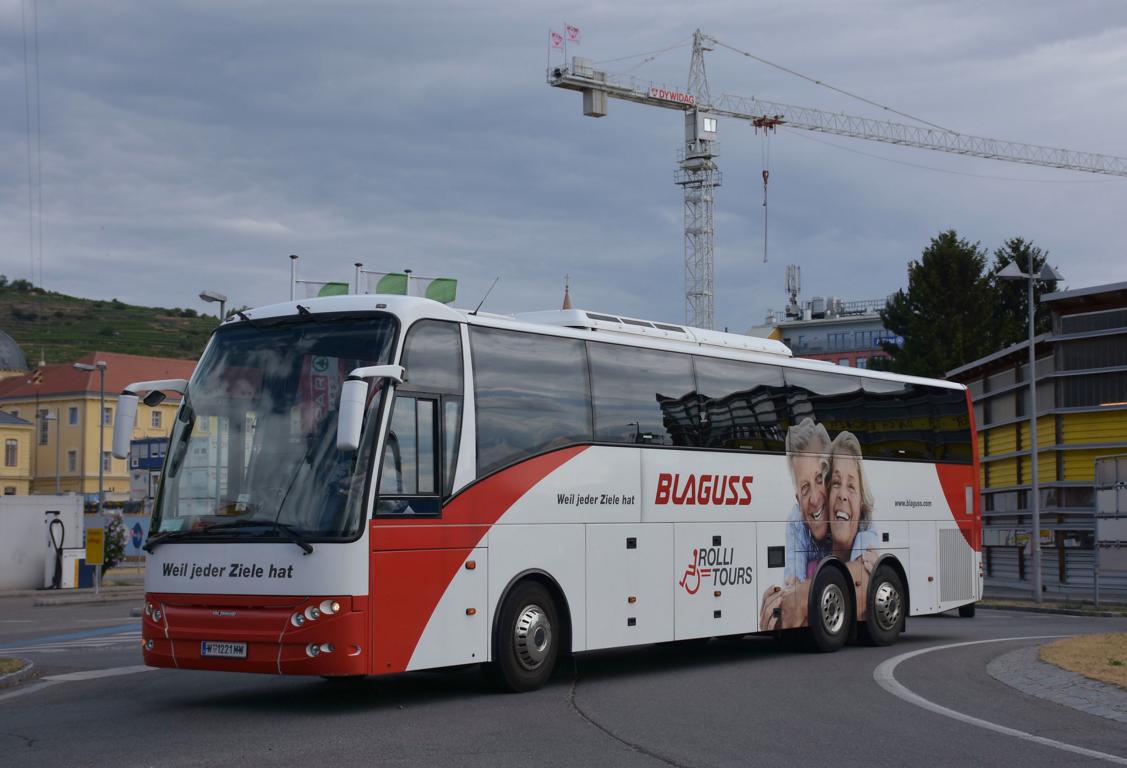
[694,356,785,452]
[784,368,866,441]
[471,327,592,476]
[860,378,933,461]
[588,342,697,447]
[400,320,464,497]
[376,395,441,517]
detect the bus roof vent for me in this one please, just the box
[512,309,792,357]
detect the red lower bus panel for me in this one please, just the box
[143,592,368,676]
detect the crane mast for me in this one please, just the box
[548,31,1127,328]
[678,31,719,330]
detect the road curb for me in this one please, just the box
[33,592,144,607]
[1,585,143,600]
[981,602,1127,619]
[0,658,36,690]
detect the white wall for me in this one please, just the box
[0,496,84,590]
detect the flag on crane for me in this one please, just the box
[565,24,581,44]
[550,30,563,49]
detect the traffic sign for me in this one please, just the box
[86,528,105,566]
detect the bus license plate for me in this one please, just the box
[201,641,247,658]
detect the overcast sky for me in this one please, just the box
[2,0,1126,331]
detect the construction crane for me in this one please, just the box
[548,30,1127,329]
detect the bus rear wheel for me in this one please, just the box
[808,566,850,653]
[860,566,905,646]
[491,581,559,693]
[958,603,976,618]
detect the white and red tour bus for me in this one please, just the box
[113,295,980,691]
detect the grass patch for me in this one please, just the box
[1041,634,1127,690]
[0,657,26,675]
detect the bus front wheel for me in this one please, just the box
[808,566,850,653]
[958,603,976,618]
[492,581,559,692]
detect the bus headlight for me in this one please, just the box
[304,606,321,621]
[319,600,341,615]
[291,612,305,627]
[152,608,162,622]
[306,643,321,657]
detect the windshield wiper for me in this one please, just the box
[143,519,314,555]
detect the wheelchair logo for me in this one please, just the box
[678,548,712,595]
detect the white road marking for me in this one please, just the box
[43,665,154,682]
[0,630,140,655]
[0,664,155,703]
[874,635,1127,766]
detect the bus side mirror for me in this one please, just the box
[337,364,404,451]
[112,394,138,459]
[111,378,189,459]
[337,379,368,451]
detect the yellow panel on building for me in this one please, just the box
[1062,411,1127,444]
[1062,448,1127,482]
[988,457,1018,488]
[986,425,1018,455]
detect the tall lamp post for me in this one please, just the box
[997,258,1064,604]
[199,289,228,323]
[74,361,108,517]
[44,410,59,493]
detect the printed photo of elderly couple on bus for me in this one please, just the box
[759,417,879,631]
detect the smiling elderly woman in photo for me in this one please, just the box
[827,431,879,562]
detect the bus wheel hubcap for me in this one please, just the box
[821,584,845,634]
[514,604,552,670]
[874,582,901,631]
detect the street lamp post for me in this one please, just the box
[199,289,229,323]
[997,258,1064,604]
[44,410,59,493]
[74,361,108,517]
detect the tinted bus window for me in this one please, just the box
[402,320,463,393]
[784,368,866,440]
[861,378,933,461]
[695,356,786,452]
[400,320,464,495]
[588,342,697,446]
[930,385,972,463]
[471,328,592,476]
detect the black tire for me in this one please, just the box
[491,580,559,692]
[860,566,905,646]
[958,602,976,618]
[807,566,850,653]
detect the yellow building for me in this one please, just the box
[948,281,1127,597]
[0,351,196,502]
[0,411,34,495]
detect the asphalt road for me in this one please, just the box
[2,597,1126,768]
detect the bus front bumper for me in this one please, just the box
[141,592,369,676]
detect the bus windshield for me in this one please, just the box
[150,314,397,542]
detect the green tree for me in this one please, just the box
[990,237,1059,348]
[878,230,998,377]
